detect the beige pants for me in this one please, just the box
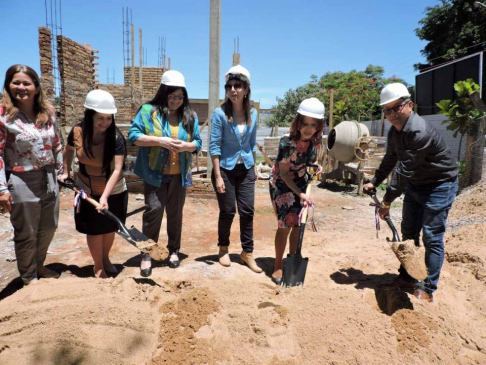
[8,166,59,283]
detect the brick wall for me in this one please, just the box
[96,83,142,125]
[38,27,55,105]
[124,66,166,100]
[56,34,97,127]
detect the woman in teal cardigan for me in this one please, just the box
[128,70,202,277]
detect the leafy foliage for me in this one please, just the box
[436,79,484,137]
[415,0,486,70]
[268,65,408,127]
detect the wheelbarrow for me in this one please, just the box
[58,178,169,261]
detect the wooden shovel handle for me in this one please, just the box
[300,183,312,224]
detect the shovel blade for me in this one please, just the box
[282,253,309,288]
[116,226,169,261]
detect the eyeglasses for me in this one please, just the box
[168,95,184,101]
[225,83,243,91]
[383,100,409,115]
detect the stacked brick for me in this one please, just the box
[96,83,143,125]
[124,66,166,100]
[38,27,55,105]
[187,177,216,200]
[56,35,97,127]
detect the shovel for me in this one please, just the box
[282,183,312,288]
[58,179,169,261]
[364,188,427,281]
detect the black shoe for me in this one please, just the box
[271,276,282,286]
[168,252,180,269]
[140,255,152,277]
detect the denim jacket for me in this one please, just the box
[209,107,257,170]
[128,104,202,188]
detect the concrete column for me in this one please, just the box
[207,0,221,175]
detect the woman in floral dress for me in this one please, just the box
[269,98,325,285]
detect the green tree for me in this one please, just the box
[436,79,486,186]
[269,65,407,127]
[415,0,486,71]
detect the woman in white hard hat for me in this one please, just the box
[0,64,62,285]
[209,65,262,273]
[59,90,127,279]
[128,70,201,277]
[269,98,324,285]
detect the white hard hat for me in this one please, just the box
[84,90,117,114]
[380,83,411,105]
[161,70,186,87]
[297,98,325,119]
[225,65,251,84]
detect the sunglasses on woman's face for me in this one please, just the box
[168,95,184,101]
[225,83,243,91]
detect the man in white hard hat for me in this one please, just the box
[364,83,458,303]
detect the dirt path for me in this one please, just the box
[0,181,485,364]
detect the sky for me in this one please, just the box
[1,0,440,108]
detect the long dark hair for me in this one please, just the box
[1,64,53,126]
[289,114,325,146]
[82,109,126,179]
[147,84,196,134]
[221,79,252,126]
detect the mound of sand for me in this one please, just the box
[0,181,485,364]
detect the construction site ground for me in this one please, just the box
[0,180,485,365]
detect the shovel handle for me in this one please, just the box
[384,216,401,243]
[300,183,312,224]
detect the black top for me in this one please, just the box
[371,112,458,203]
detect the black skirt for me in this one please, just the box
[74,191,128,235]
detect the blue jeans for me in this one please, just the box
[399,178,458,294]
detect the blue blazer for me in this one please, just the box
[209,106,257,170]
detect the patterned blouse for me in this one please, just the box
[0,109,63,194]
[270,135,317,189]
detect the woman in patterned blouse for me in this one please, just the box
[268,98,324,285]
[0,65,63,285]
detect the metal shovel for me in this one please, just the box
[364,188,427,280]
[58,179,168,261]
[282,183,312,288]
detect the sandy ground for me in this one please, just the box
[0,180,485,365]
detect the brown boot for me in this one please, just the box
[218,246,231,267]
[239,251,263,273]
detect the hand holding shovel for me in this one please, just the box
[58,178,169,261]
[363,187,427,281]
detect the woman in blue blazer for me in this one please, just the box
[209,65,261,273]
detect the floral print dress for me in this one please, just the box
[269,135,317,228]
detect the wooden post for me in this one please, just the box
[379,111,385,136]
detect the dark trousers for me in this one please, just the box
[399,178,458,293]
[212,164,256,253]
[142,175,186,254]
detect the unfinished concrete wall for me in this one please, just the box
[57,35,97,126]
[38,27,55,105]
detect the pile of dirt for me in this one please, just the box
[0,180,485,364]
